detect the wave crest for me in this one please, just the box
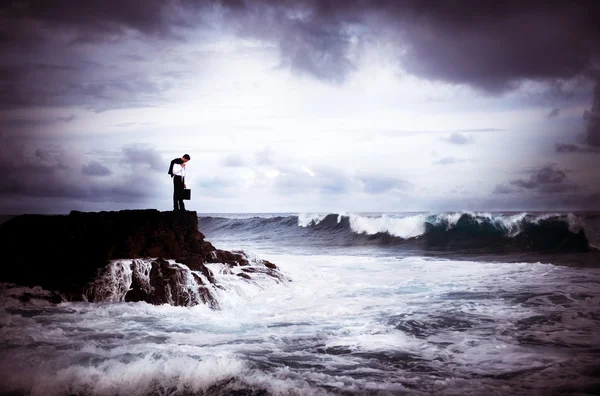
[199,212,596,253]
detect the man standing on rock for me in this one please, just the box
[168,154,190,211]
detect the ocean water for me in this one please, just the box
[1,212,600,395]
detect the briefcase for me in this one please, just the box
[183,188,191,200]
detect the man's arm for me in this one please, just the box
[172,163,183,176]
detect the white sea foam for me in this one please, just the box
[345,212,468,238]
[83,256,284,308]
[347,213,428,239]
[1,248,599,395]
[299,211,579,241]
[297,213,328,227]
[0,351,249,396]
[85,259,136,302]
[567,212,586,233]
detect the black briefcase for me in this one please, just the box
[183,188,191,200]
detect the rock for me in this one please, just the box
[125,260,152,304]
[176,256,216,284]
[0,209,283,307]
[144,258,218,307]
[206,249,250,267]
[241,266,287,282]
[263,260,277,269]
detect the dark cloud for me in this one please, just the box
[0,0,179,43]
[547,108,560,118]
[536,183,579,194]
[583,78,600,147]
[70,76,172,112]
[27,147,71,174]
[511,166,566,188]
[2,1,599,111]
[0,114,75,134]
[441,132,473,145]
[0,62,81,110]
[0,61,174,111]
[2,0,599,212]
[542,190,600,209]
[396,4,598,92]
[214,0,359,84]
[0,142,161,210]
[0,0,194,110]
[226,1,599,91]
[508,165,578,194]
[555,143,580,153]
[492,184,516,195]
[0,119,47,128]
[484,188,600,210]
[275,20,355,84]
[555,143,600,153]
[82,161,113,177]
[555,79,600,152]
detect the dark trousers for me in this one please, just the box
[173,175,185,211]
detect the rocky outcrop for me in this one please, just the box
[0,210,285,307]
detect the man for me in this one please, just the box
[168,154,190,211]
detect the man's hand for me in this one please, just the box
[184,184,186,188]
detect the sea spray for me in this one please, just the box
[3,253,600,395]
[84,255,287,309]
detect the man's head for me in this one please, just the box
[182,154,190,163]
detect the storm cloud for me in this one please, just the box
[504,165,579,194]
[0,141,163,212]
[492,184,516,195]
[205,1,600,93]
[556,79,600,153]
[583,79,600,147]
[3,1,600,106]
[555,143,600,154]
[2,1,600,212]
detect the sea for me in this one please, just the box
[1,211,600,396]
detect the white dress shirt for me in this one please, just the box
[172,163,186,182]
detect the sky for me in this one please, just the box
[1,0,599,214]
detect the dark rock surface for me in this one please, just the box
[0,209,283,307]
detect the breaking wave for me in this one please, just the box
[199,212,599,254]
